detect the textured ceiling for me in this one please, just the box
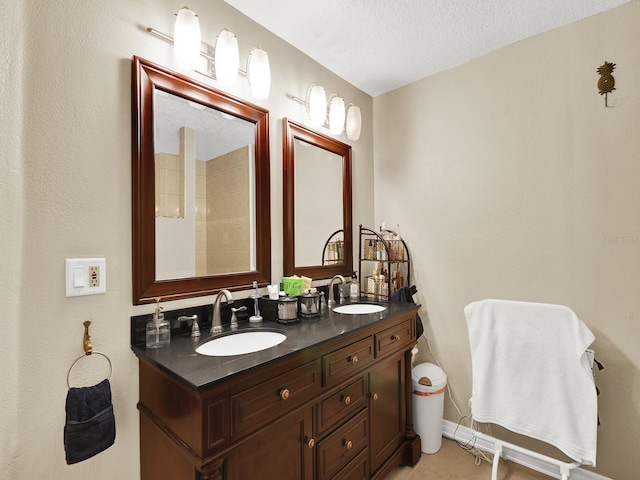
[155,90,254,160]
[225,0,629,97]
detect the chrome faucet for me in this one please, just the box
[327,275,345,307]
[211,289,234,333]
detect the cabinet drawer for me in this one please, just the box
[317,377,366,435]
[323,337,374,387]
[231,359,321,439]
[333,449,368,480]
[317,409,368,480]
[375,318,414,357]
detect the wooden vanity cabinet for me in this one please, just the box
[137,310,421,480]
[368,354,406,474]
[225,406,315,480]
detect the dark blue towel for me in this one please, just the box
[64,378,115,464]
[391,285,424,338]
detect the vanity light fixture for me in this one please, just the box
[328,95,346,135]
[146,7,271,100]
[214,29,239,87]
[247,47,271,100]
[289,83,362,140]
[345,104,362,141]
[308,84,327,126]
[173,7,201,71]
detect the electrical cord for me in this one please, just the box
[422,333,493,466]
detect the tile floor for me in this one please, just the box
[385,438,551,480]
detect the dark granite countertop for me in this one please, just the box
[131,300,419,391]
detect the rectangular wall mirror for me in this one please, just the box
[283,118,353,279]
[132,56,271,304]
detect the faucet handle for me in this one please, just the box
[230,306,247,329]
[176,314,198,331]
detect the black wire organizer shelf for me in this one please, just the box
[358,224,410,301]
[321,229,345,265]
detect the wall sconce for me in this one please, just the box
[146,7,271,100]
[289,83,362,140]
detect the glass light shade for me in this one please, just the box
[215,29,239,87]
[329,97,346,134]
[173,7,201,70]
[248,48,271,100]
[308,85,327,126]
[346,105,362,141]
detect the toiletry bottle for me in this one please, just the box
[380,223,389,260]
[396,223,404,260]
[146,298,170,348]
[191,315,200,338]
[350,273,360,299]
[351,272,360,300]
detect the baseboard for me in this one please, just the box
[442,420,611,480]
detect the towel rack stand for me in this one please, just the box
[473,431,581,480]
[66,320,112,388]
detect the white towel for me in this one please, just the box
[465,299,597,465]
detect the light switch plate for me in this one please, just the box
[65,258,106,297]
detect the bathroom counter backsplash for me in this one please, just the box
[131,299,419,391]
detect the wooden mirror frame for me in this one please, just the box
[283,118,353,279]
[132,56,271,305]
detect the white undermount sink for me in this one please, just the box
[333,304,387,315]
[195,330,287,356]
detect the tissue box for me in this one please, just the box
[282,277,304,296]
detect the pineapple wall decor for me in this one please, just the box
[597,61,616,107]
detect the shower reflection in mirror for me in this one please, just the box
[153,89,257,280]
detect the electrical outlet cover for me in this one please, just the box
[66,258,106,296]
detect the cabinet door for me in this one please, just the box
[225,406,314,480]
[368,353,406,474]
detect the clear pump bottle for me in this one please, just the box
[146,298,170,348]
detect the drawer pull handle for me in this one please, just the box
[370,392,379,401]
[349,355,358,365]
[345,440,353,450]
[306,438,315,448]
[280,388,290,400]
[392,334,400,341]
[342,395,351,406]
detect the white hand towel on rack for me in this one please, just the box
[465,299,597,466]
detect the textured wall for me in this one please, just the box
[374,2,640,478]
[1,1,372,478]
[0,2,25,478]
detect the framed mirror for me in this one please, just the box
[283,118,352,279]
[132,56,271,305]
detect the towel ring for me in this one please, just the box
[66,351,113,389]
[66,320,113,388]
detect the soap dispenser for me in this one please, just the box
[146,298,170,348]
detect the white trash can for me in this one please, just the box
[412,362,447,454]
